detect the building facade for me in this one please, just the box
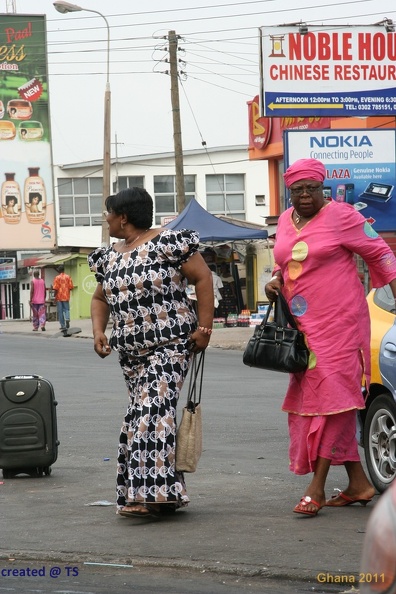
[54,145,269,248]
[2,145,270,321]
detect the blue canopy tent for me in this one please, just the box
[164,198,268,241]
[165,199,269,313]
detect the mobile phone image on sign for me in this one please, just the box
[336,184,346,202]
[323,186,332,200]
[358,182,394,204]
[353,202,368,211]
[345,183,355,204]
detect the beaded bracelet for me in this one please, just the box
[198,326,213,335]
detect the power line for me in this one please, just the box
[41,2,396,88]
[47,0,381,32]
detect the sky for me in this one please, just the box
[10,0,396,165]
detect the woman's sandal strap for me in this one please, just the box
[121,503,160,517]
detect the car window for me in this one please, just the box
[373,285,396,313]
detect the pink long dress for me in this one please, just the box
[273,200,396,473]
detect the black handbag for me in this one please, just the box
[243,293,309,373]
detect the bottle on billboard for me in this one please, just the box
[1,173,21,224]
[24,167,46,224]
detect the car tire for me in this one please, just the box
[364,393,396,493]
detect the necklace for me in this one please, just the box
[293,204,325,226]
[123,229,148,248]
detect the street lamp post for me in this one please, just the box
[53,1,111,245]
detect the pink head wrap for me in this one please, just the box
[283,158,326,188]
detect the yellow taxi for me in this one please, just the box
[360,285,396,493]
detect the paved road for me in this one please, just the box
[0,561,356,594]
[0,331,375,591]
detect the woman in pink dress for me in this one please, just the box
[265,158,396,517]
[30,269,46,331]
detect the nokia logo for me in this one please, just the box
[310,135,373,148]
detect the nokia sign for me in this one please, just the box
[310,135,373,148]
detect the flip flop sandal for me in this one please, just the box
[119,503,160,518]
[293,495,322,517]
[325,492,372,507]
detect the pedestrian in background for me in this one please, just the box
[265,158,396,517]
[52,264,74,331]
[89,187,214,519]
[208,264,223,313]
[30,269,46,332]
[217,262,237,317]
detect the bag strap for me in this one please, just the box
[255,293,297,330]
[274,292,298,329]
[258,300,274,327]
[187,351,205,406]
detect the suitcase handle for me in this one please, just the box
[1,374,43,380]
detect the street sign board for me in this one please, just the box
[283,128,396,232]
[260,25,396,117]
[0,15,55,249]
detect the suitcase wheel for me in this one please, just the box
[2,467,52,478]
[36,466,52,477]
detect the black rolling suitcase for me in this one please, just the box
[0,374,59,478]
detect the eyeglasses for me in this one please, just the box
[290,184,323,197]
[103,210,111,217]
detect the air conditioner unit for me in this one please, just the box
[255,194,266,205]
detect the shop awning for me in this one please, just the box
[165,198,268,242]
[34,252,82,267]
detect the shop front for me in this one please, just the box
[165,197,269,320]
[16,251,96,323]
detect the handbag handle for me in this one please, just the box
[274,293,299,330]
[259,293,298,330]
[187,351,205,406]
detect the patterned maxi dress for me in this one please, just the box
[273,201,396,474]
[88,229,199,509]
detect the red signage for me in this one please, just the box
[248,96,272,149]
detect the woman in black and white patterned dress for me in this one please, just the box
[89,187,214,519]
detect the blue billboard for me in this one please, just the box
[284,129,396,232]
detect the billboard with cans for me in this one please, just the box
[283,128,396,232]
[0,14,55,249]
[260,24,396,118]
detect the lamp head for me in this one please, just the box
[375,17,395,33]
[53,1,83,13]
[299,23,309,35]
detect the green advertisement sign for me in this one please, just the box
[0,15,55,248]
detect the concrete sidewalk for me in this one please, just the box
[0,318,254,351]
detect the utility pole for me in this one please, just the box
[112,133,124,193]
[168,30,185,213]
[6,0,16,12]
